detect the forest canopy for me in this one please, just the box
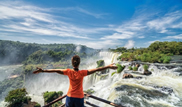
[110,41,182,63]
[0,40,96,65]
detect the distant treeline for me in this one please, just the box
[110,41,182,63]
[0,40,96,65]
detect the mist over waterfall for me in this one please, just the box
[0,65,22,82]
[24,51,182,107]
[82,52,182,107]
[0,51,182,107]
[0,65,23,107]
[24,51,120,105]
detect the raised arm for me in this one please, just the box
[33,67,66,75]
[87,63,117,75]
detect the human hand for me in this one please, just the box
[108,63,118,70]
[33,67,44,74]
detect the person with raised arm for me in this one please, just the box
[33,55,117,107]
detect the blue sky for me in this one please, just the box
[0,0,182,49]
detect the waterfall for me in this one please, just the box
[1,52,182,107]
[0,65,22,82]
[84,56,182,107]
[0,64,23,107]
[83,51,120,88]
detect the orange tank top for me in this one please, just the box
[63,69,87,98]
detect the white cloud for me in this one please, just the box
[49,7,106,19]
[101,32,133,39]
[0,3,54,23]
[101,10,149,40]
[1,0,182,49]
[124,40,135,49]
[81,40,121,49]
[165,34,182,39]
[102,8,182,42]
[101,22,143,40]
[147,10,182,33]
[0,1,110,40]
[75,7,106,19]
[138,36,145,38]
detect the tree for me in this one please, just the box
[5,88,30,107]
[43,91,63,106]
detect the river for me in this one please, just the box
[0,52,182,107]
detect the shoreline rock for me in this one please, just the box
[143,70,152,75]
[123,73,133,79]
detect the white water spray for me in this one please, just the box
[1,52,182,107]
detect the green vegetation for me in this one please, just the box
[116,64,125,73]
[43,91,63,106]
[118,52,136,61]
[0,40,96,65]
[111,41,182,63]
[133,66,138,71]
[111,72,116,76]
[34,103,41,107]
[52,101,63,107]
[4,88,40,107]
[96,60,105,68]
[143,65,149,71]
[23,96,31,104]
[128,66,133,70]
[84,89,95,94]
[23,49,88,65]
[111,47,128,53]
[5,88,30,107]
[0,76,24,96]
[0,40,40,65]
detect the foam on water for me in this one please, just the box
[1,52,182,107]
[83,52,182,107]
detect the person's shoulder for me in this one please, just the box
[79,70,88,76]
[63,69,73,75]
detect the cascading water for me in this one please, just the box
[83,53,182,107]
[25,72,69,105]
[0,65,22,82]
[1,52,182,107]
[0,64,23,107]
[25,51,120,106]
[83,51,120,88]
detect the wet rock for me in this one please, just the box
[180,73,182,76]
[115,85,168,99]
[115,85,129,91]
[130,62,140,68]
[123,73,133,79]
[143,70,152,75]
[174,68,182,72]
[165,65,176,69]
[154,86,173,95]
[170,60,182,63]
[134,76,143,79]
[135,63,140,68]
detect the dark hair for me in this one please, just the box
[71,55,80,69]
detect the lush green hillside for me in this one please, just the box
[0,40,96,65]
[110,41,182,63]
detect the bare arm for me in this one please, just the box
[33,67,66,75]
[87,63,117,75]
